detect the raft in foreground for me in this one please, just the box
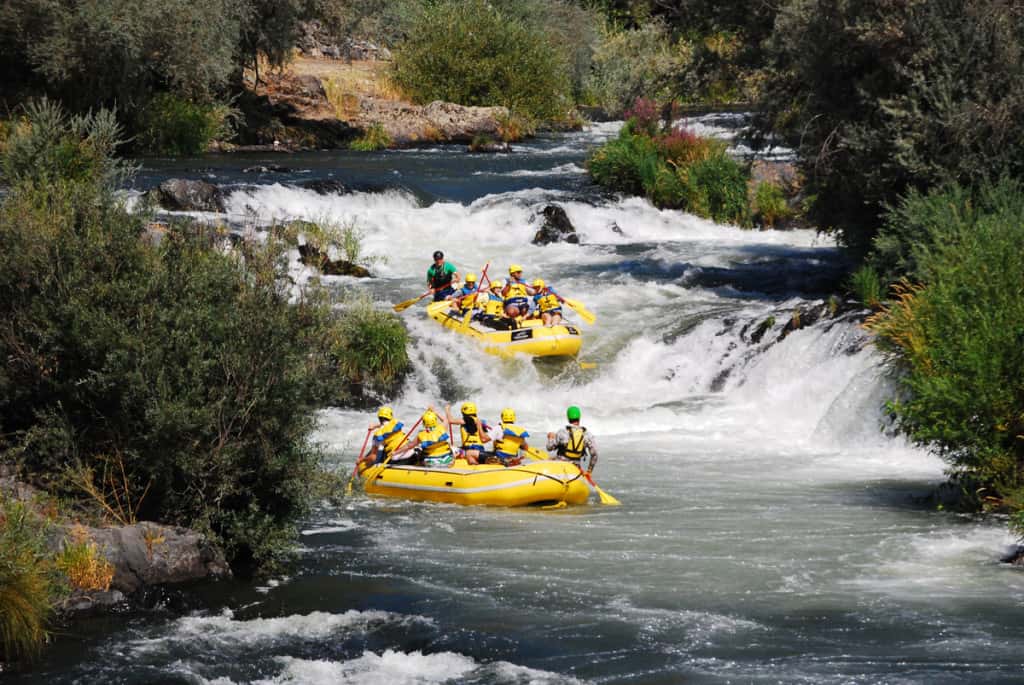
[358,458,592,506]
[426,301,582,358]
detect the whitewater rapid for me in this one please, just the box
[31,115,1024,685]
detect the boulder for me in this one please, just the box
[532,205,579,245]
[77,522,231,594]
[298,243,372,277]
[149,179,225,213]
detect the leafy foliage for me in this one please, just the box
[134,94,240,155]
[0,102,409,571]
[865,179,1024,516]
[390,0,572,120]
[350,123,392,151]
[756,0,1024,252]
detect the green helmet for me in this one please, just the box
[566,405,581,421]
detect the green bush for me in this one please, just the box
[586,128,660,197]
[391,0,571,120]
[847,264,884,309]
[0,498,60,663]
[752,180,791,228]
[331,299,410,401]
[0,103,401,571]
[682,152,749,225]
[865,179,1024,517]
[350,123,392,151]
[134,94,239,155]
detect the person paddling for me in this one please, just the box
[361,406,410,468]
[392,408,454,467]
[531,278,564,326]
[427,251,459,302]
[493,407,530,466]
[448,272,479,315]
[445,402,492,465]
[502,264,535,318]
[547,405,598,473]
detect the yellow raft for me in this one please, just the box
[358,458,591,506]
[425,301,582,358]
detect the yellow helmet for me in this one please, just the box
[465,273,477,283]
[509,264,523,275]
[490,279,504,291]
[377,406,394,421]
[422,410,438,429]
[501,407,516,423]
[461,401,477,416]
[532,278,545,288]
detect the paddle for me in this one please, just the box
[393,289,433,312]
[346,427,374,494]
[524,447,619,505]
[459,262,490,334]
[379,416,423,468]
[557,295,596,325]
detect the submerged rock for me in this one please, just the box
[298,243,372,277]
[532,205,579,246]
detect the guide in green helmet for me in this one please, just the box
[547,406,598,473]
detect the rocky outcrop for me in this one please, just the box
[358,99,508,146]
[147,179,225,213]
[296,21,392,61]
[532,205,580,245]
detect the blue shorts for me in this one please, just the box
[433,286,454,301]
[505,297,528,311]
[541,307,562,316]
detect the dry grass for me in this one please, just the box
[55,524,114,592]
[297,58,407,121]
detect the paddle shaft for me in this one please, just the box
[346,427,374,493]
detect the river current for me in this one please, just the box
[27,116,1024,684]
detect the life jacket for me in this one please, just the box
[429,264,454,290]
[460,417,487,448]
[455,285,478,313]
[494,423,529,458]
[418,426,452,459]
[558,425,587,461]
[373,420,407,457]
[481,293,504,317]
[534,290,561,313]
[504,279,528,303]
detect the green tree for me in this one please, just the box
[757,0,1024,252]
[391,0,572,120]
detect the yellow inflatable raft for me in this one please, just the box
[425,301,582,358]
[358,458,591,506]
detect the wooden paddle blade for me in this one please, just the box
[584,472,621,505]
[562,297,596,325]
[393,294,425,312]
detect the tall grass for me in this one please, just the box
[0,499,58,663]
[133,93,240,155]
[350,123,392,151]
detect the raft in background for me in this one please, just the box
[425,301,583,358]
[358,458,592,506]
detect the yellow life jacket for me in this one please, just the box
[504,280,528,301]
[494,423,528,458]
[460,418,486,448]
[418,426,452,458]
[374,420,407,457]
[558,426,587,461]
[455,285,478,313]
[535,291,561,313]
[482,293,504,317]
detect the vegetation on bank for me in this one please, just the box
[0,101,410,660]
[587,99,784,227]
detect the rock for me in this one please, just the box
[76,522,231,594]
[299,179,388,195]
[242,164,292,174]
[609,222,625,236]
[1001,547,1024,565]
[467,138,510,154]
[532,205,580,246]
[59,589,127,617]
[297,243,371,277]
[148,179,225,213]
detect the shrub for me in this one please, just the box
[584,20,692,116]
[657,126,719,167]
[865,179,1024,516]
[134,93,239,155]
[682,152,750,225]
[350,123,392,151]
[332,299,410,399]
[391,0,571,120]
[752,180,792,228]
[586,128,660,197]
[847,264,884,309]
[623,97,661,136]
[0,498,59,663]
[54,525,114,592]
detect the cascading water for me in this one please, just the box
[32,117,1024,684]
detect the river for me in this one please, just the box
[25,116,1024,684]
